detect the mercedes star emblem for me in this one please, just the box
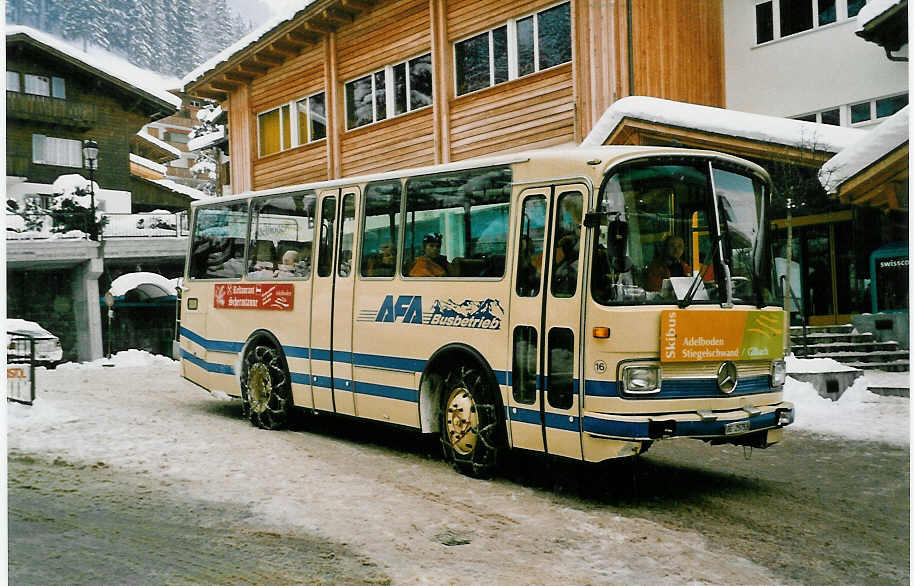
[717,361,738,394]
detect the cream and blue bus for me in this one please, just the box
[177,146,794,477]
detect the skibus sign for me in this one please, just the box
[660,309,784,362]
[214,283,294,311]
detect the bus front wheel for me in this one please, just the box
[240,343,291,430]
[440,365,502,478]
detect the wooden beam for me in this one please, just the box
[301,20,334,35]
[268,40,299,58]
[238,60,268,75]
[224,70,255,83]
[252,52,283,67]
[284,31,317,47]
[321,8,351,26]
[195,87,227,101]
[340,0,374,13]
[211,79,240,91]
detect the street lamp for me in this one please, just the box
[82,139,99,241]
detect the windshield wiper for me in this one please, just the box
[678,231,734,309]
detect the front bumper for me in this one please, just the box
[582,401,794,442]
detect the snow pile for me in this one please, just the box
[784,376,909,446]
[51,174,98,209]
[786,355,859,373]
[108,272,179,297]
[855,0,905,29]
[819,106,909,193]
[151,179,209,200]
[583,96,864,153]
[136,131,182,157]
[56,349,178,370]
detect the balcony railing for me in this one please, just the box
[7,211,189,240]
[7,92,98,128]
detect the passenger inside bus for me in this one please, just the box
[645,234,690,291]
[364,241,395,277]
[409,233,452,277]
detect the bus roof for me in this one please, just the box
[194,145,769,207]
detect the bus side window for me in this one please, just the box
[247,191,316,280]
[188,203,248,280]
[360,180,402,279]
[512,326,538,405]
[551,192,582,297]
[516,196,546,296]
[338,194,355,277]
[318,197,336,278]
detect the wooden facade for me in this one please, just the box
[185,0,725,192]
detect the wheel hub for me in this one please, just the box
[445,387,479,455]
[248,363,272,413]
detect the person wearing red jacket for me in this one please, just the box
[646,234,690,291]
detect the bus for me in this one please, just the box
[177,146,794,477]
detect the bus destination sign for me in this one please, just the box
[214,283,294,311]
[660,309,783,362]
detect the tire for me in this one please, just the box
[240,343,292,430]
[440,364,504,478]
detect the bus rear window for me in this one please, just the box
[189,202,249,280]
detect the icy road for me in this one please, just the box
[7,352,909,584]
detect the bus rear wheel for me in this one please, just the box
[240,343,291,430]
[440,365,502,478]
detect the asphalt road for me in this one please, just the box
[8,367,909,584]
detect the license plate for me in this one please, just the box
[725,420,750,435]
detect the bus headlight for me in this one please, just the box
[621,365,661,395]
[770,359,787,388]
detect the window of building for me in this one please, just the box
[166,131,190,144]
[876,94,908,118]
[32,134,82,167]
[257,91,326,157]
[793,107,841,125]
[850,101,872,124]
[7,71,21,92]
[24,74,50,96]
[345,54,432,130]
[455,1,571,96]
[51,77,65,99]
[756,0,865,43]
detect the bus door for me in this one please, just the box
[507,184,586,460]
[310,189,358,416]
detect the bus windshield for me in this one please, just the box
[591,159,775,307]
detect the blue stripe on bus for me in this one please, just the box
[180,327,243,353]
[584,376,773,399]
[355,381,419,402]
[582,410,780,439]
[283,345,310,359]
[351,352,427,372]
[180,349,234,375]
[506,406,579,432]
[290,372,311,384]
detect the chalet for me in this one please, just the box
[6,26,190,362]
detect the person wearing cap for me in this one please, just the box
[409,232,451,277]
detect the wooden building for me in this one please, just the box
[5,26,193,212]
[183,0,724,192]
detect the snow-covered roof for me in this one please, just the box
[856,0,906,30]
[819,107,909,193]
[187,128,226,152]
[582,96,865,153]
[130,154,168,176]
[136,131,183,158]
[108,272,178,298]
[182,2,318,88]
[196,105,224,124]
[150,179,210,200]
[6,318,55,337]
[7,25,182,110]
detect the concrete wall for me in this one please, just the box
[724,0,908,120]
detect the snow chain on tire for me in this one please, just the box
[440,364,504,478]
[240,343,292,430]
